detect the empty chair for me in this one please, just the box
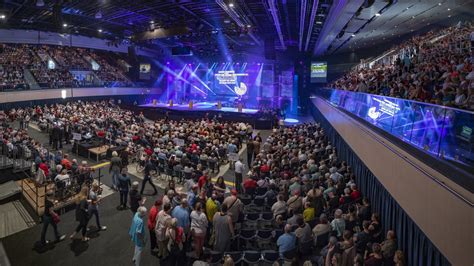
[239,229,256,249]
[209,250,223,266]
[244,212,260,229]
[262,250,280,264]
[257,229,274,249]
[315,231,330,248]
[258,212,274,229]
[298,238,314,257]
[243,251,261,265]
[239,195,252,205]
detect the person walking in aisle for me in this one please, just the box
[118,169,131,210]
[110,151,122,190]
[148,199,162,253]
[130,206,147,266]
[234,157,244,193]
[140,156,157,195]
[39,191,66,246]
[70,186,90,242]
[87,182,107,231]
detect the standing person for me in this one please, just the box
[70,186,90,242]
[148,199,162,253]
[118,169,131,210]
[39,191,66,245]
[190,202,208,259]
[155,203,172,258]
[130,206,147,266]
[140,156,157,195]
[234,157,244,193]
[88,182,107,231]
[109,151,122,190]
[212,204,234,253]
[246,140,254,167]
[120,148,130,172]
[129,181,145,214]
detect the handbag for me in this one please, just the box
[51,212,60,224]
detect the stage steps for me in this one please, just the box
[0,200,36,238]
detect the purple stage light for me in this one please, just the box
[166,61,170,64]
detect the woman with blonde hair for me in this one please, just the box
[70,186,90,241]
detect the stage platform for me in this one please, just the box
[136,101,274,129]
[139,102,259,114]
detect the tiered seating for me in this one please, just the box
[330,23,474,110]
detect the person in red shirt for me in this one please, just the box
[144,147,153,157]
[60,154,72,170]
[148,199,162,252]
[243,176,257,195]
[198,172,210,190]
[350,184,361,201]
[39,162,49,177]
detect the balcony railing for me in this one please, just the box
[314,88,474,171]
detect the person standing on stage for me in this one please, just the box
[40,191,66,246]
[130,206,147,266]
[140,156,157,195]
[88,182,107,231]
[234,157,244,192]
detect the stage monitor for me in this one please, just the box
[310,62,327,83]
[139,63,151,80]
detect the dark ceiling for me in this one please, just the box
[0,0,473,57]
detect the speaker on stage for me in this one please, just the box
[169,99,173,107]
[152,99,157,106]
[189,101,193,109]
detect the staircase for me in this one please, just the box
[23,69,41,90]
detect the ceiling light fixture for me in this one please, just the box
[0,14,5,20]
[63,23,68,27]
[95,11,103,19]
[246,24,251,28]
[98,29,103,33]
[150,20,154,24]
[36,0,45,7]
[228,3,234,8]
[447,8,451,11]
[375,13,381,16]
[351,34,356,37]
[438,3,442,6]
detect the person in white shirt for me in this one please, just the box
[190,202,208,258]
[54,169,70,186]
[234,157,244,192]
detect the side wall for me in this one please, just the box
[311,97,473,266]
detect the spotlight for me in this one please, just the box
[351,34,356,37]
[246,25,251,28]
[95,10,103,19]
[98,29,103,33]
[447,8,451,11]
[0,14,5,20]
[375,13,381,16]
[150,20,154,24]
[228,3,234,8]
[438,2,442,5]
[36,0,45,7]
[63,23,68,27]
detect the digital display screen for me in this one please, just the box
[311,62,327,83]
[214,70,249,96]
[139,63,151,80]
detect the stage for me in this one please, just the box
[139,102,259,114]
[135,101,275,129]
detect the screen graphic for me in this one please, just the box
[311,62,327,83]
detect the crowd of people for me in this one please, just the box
[2,100,409,265]
[330,23,474,110]
[0,43,132,90]
[126,122,406,266]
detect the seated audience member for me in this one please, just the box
[365,243,384,266]
[277,224,296,256]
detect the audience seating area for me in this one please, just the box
[0,43,133,90]
[330,23,474,110]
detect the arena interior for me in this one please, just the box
[0,1,473,266]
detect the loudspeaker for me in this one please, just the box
[264,38,276,60]
[172,46,192,56]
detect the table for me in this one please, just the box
[88,145,110,162]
